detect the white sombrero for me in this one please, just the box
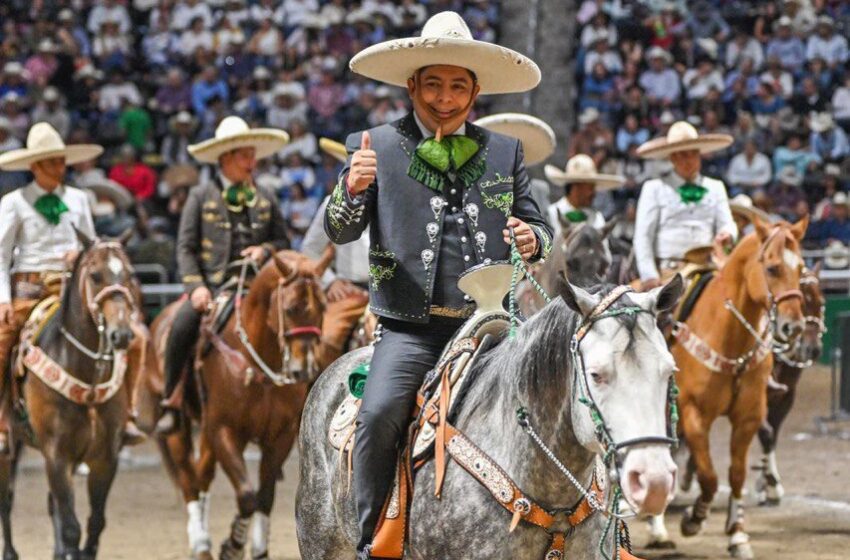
[78,177,135,211]
[349,11,540,95]
[544,154,625,190]
[636,121,733,160]
[319,137,348,163]
[729,194,771,223]
[188,116,289,164]
[0,122,103,171]
[473,113,556,166]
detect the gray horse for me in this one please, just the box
[296,276,684,559]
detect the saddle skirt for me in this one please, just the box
[328,262,515,457]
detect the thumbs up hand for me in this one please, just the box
[347,131,377,195]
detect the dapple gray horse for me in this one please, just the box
[296,277,683,559]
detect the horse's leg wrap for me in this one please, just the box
[187,499,211,555]
[646,514,675,549]
[755,452,784,506]
[680,497,710,537]
[727,497,753,560]
[219,515,250,560]
[250,512,270,559]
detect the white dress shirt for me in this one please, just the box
[302,197,370,287]
[0,182,96,303]
[634,172,737,281]
[547,197,606,240]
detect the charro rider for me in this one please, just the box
[155,116,290,434]
[301,138,371,370]
[633,121,737,291]
[323,11,551,559]
[544,154,625,238]
[0,122,142,451]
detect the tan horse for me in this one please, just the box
[667,218,807,558]
[139,250,326,560]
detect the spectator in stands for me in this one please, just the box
[581,62,618,115]
[99,70,143,114]
[686,1,730,43]
[160,111,197,167]
[616,114,649,155]
[173,0,214,32]
[774,132,821,176]
[567,107,614,158]
[792,75,828,114]
[768,165,806,219]
[766,16,806,74]
[726,28,764,70]
[682,55,724,102]
[809,192,850,246]
[56,9,91,58]
[580,11,616,50]
[155,68,192,117]
[728,139,773,193]
[24,39,59,88]
[0,118,24,195]
[639,46,681,107]
[761,54,794,99]
[118,98,154,152]
[279,119,317,162]
[87,0,132,36]
[179,16,213,59]
[109,144,157,202]
[31,87,70,139]
[268,82,308,130]
[584,32,623,76]
[806,15,848,70]
[834,74,850,130]
[0,63,27,100]
[191,65,228,115]
[1,94,29,141]
[810,112,850,164]
[283,182,318,248]
[749,78,786,129]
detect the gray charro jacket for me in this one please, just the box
[324,113,553,324]
[176,179,289,293]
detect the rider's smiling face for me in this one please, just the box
[669,149,701,181]
[407,65,480,136]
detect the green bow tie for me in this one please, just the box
[415,135,480,173]
[34,193,69,225]
[223,182,257,211]
[564,209,588,223]
[677,182,708,204]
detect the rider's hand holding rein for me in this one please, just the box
[190,286,212,313]
[241,245,269,264]
[503,216,538,260]
[346,131,376,196]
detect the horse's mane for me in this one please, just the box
[461,284,640,414]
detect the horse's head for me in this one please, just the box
[748,217,808,345]
[559,275,683,516]
[259,251,326,383]
[562,220,615,287]
[797,262,825,364]
[73,229,137,351]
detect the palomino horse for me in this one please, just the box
[0,234,139,560]
[756,263,825,505]
[145,250,325,560]
[296,277,684,559]
[663,218,807,558]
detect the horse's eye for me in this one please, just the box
[766,265,782,277]
[90,272,103,283]
[589,372,603,384]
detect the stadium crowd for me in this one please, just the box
[0,0,500,278]
[573,0,850,252]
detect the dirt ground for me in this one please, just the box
[5,365,849,559]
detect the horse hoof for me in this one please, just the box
[680,510,705,537]
[219,539,245,560]
[645,539,677,550]
[192,551,213,560]
[729,542,754,559]
[3,549,19,560]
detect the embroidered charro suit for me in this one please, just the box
[324,112,553,549]
[176,179,289,294]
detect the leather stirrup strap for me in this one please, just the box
[433,363,452,497]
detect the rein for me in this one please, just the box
[232,258,320,386]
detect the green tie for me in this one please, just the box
[223,183,257,212]
[34,193,69,226]
[564,209,588,223]
[408,135,483,192]
[677,182,708,204]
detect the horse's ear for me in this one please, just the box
[811,259,822,277]
[651,273,684,313]
[557,271,598,317]
[73,225,94,250]
[600,217,618,240]
[557,213,573,239]
[115,227,134,246]
[272,252,292,277]
[313,243,335,277]
[753,217,771,241]
[790,213,809,241]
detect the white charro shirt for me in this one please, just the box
[634,171,737,281]
[0,181,96,303]
[302,196,370,287]
[547,197,606,240]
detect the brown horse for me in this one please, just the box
[756,263,825,505]
[667,218,807,558]
[142,250,325,560]
[0,234,139,560]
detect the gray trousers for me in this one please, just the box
[353,318,460,551]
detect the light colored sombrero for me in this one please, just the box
[319,137,348,163]
[729,194,771,223]
[349,11,540,95]
[79,178,135,211]
[544,154,624,190]
[636,121,733,160]
[0,122,103,171]
[473,113,556,166]
[188,116,289,164]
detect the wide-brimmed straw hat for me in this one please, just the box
[162,164,200,192]
[349,11,540,95]
[729,194,771,223]
[473,113,556,166]
[188,116,289,164]
[544,154,625,190]
[0,122,103,171]
[810,112,835,133]
[78,176,135,211]
[636,121,733,159]
[319,137,348,163]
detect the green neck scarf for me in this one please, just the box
[407,135,484,192]
[223,182,257,212]
[677,182,708,204]
[564,209,588,223]
[34,193,69,226]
